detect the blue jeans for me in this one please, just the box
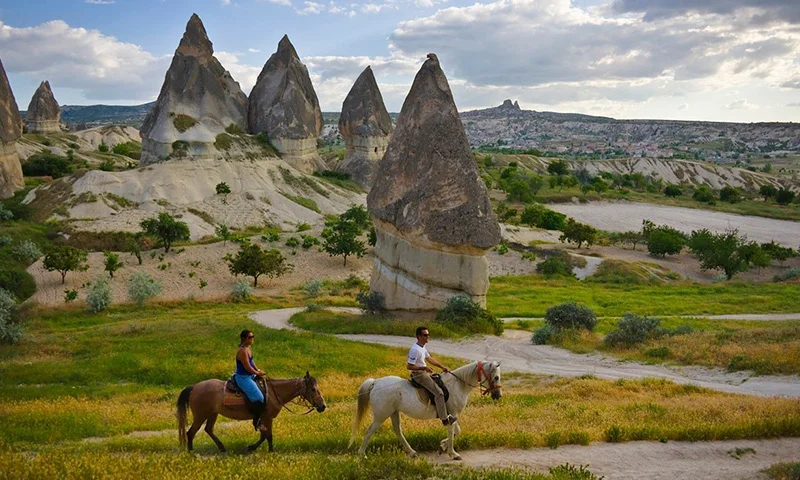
[234,374,265,403]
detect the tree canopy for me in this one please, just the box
[140,212,190,253]
[43,245,89,284]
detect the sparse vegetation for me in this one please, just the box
[435,294,504,335]
[172,114,198,132]
[139,212,190,253]
[214,133,233,150]
[85,277,112,313]
[227,242,293,287]
[127,272,162,306]
[102,251,124,279]
[42,245,89,284]
[282,193,321,213]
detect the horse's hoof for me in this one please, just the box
[453,455,462,461]
[409,451,418,458]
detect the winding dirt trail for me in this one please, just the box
[249,308,800,398]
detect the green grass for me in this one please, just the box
[282,193,321,213]
[290,310,465,339]
[172,114,198,133]
[763,462,800,480]
[0,220,50,271]
[488,276,800,317]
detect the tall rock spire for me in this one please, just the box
[0,57,24,198]
[336,66,393,190]
[248,35,324,173]
[25,80,62,134]
[366,54,500,310]
[139,13,249,164]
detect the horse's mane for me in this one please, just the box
[451,361,479,380]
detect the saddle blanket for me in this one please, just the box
[222,388,246,406]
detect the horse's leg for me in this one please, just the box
[204,413,226,453]
[247,417,272,452]
[186,414,205,452]
[390,411,416,457]
[358,413,388,456]
[446,422,461,461]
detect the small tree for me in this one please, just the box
[103,251,124,279]
[646,225,685,257]
[618,230,646,250]
[776,188,796,206]
[340,204,371,230]
[140,212,190,253]
[127,272,162,306]
[321,214,367,266]
[759,184,777,201]
[719,186,740,203]
[547,160,569,176]
[98,141,109,153]
[688,228,755,280]
[664,185,682,198]
[692,185,715,203]
[559,218,597,249]
[227,242,293,287]
[545,302,597,331]
[215,224,231,245]
[0,288,22,344]
[43,245,89,284]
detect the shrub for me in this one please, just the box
[496,242,509,255]
[225,123,244,135]
[759,184,777,201]
[261,231,281,243]
[719,186,740,203]
[22,151,74,178]
[86,277,112,313]
[13,240,43,264]
[0,269,37,301]
[663,184,682,197]
[344,274,367,289]
[64,289,78,303]
[285,237,300,247]
[214,133,233,150]
[0,235,10,246]
[774,267,800,282]
[776,188,796,205]
[692,185,716,203]
[296,222,312,232]
[111,141,142,159]
[536,256,575,277]
[435,294,503,335]
[103,251,124,279]
[646,225,685,257]
[231,279,253,302]
[545,302,597,331]
[301,235,320,249]
[127,272,162,306]
[559,218,597,248]
[761,241,797,262]
[215,182,231,195]
[173,114,198,132]
[532,324,556,345]
[0,288,22,344]
[357,290,385,316]
[303,279,323,298]
[604,314,668,347]
[305,302,322,312]
[0,206,11,220]
[98,141,109,153]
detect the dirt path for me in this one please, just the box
[249,308,800,397]
[430,438,800,480]
[549,201,800,247]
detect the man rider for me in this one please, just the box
[407,326,457,426]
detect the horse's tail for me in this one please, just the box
[176,385,193,447]
[349,378,375,448]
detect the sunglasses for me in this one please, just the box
[420,333,429,337]
[247,335,255,339]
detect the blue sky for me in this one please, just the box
[1,0,799,122]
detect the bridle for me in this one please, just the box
[475,361,502,396]
[266,376,319,415]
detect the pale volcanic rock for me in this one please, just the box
[25,80,62,134]
[248,35,324,173]
[337,66,393,190]
[139,14,248,165]
[0,57,23,198]
[367,54,500,310]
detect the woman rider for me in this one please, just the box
[235,329,267,430]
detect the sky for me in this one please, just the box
[1,0,799,122]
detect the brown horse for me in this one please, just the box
[177,372,326,453]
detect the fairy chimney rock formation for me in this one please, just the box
[248,35,324,173]
[366,53,501,310]
[139,13,249,164]
[0,57,24,198]
[337,66,393,189]
[25,80,62,134]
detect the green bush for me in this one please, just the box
[86,277,112,313]
[13,240,43,264]
[301,235,319,249]
[663,184,682,197]
[98,141,109,153]
[0,288,22,344]
[357,290,385,315]
[434,294,503,335]
[22,152,73,178]
[774,267,800,282]
[0,269,37,301]
[214,133,233,151]
[231,279,253,302]
[127,272,162,306]
[761,241,798,262]
[776,188,796,205]
[646,225,685,257]
[285,237,300,247]
[604,314,668,347]
[532,324,556,344]
[173,114,198,132]
[719,186,740,203]
[303,279,323,298]
[111,141,142,159]
[536,256,575,277]
[545,302,597,331]
[692,185,716,203]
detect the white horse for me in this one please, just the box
[350,361,502,460]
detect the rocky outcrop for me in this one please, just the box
[139,14,248,165]
[25,80,62,134]
[367,54,500,311]
[337,66,392,190]
[0,57,24,198]
[248,35,324,173]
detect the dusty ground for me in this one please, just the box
[549,201,800,247]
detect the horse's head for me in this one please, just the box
[303,371,326,413]
[480,361,502,401]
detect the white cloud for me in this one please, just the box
[85,0,115,4]
[247,48,261,53]
[259,0,292,7]
[725,98,757,109]
[215,51,262,94]
[678,103,689,110]
[0,20,168,102]
[219,0,232,5]
[298,1,325,14]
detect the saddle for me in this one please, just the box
[409,373,450,405]
[223,375,267,407]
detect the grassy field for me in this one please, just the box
[2,302,800,479]
[488,276,800,317]
[291,310,468,339]
[513,317,800,375]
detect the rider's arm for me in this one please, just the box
[407,362,430,372]
[237,348,261,375]
[427,357,449,373]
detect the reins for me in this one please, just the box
[264,376,316,415]
[448,361,501,396]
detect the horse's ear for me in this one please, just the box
[305,370,310,378]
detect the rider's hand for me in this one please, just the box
[442,367,450,373]
[426,366,433,373]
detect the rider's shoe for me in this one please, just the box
[252,417,262,431]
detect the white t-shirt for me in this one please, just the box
[408,343,431,368]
